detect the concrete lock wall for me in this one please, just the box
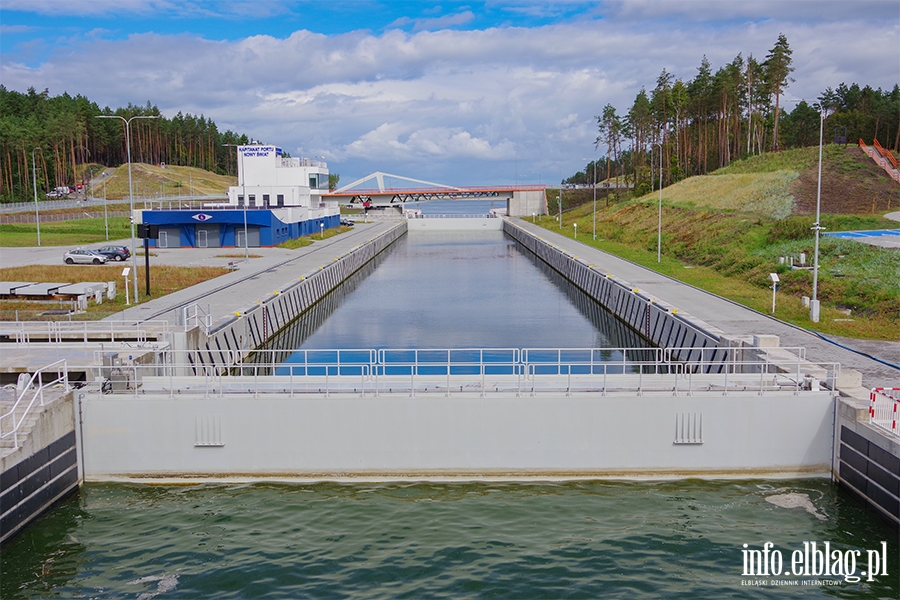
[79,390,834,479]
[502,220,729,362]
[0,393,80,544]
[833,400,900,527]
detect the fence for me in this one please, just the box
[79,346,839,399]
[870,387,900,437]
[0,359,69,449]
[0,211,130,224]
[2,319,170,344]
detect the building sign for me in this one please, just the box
[240,146,282,158]
[192,213,213,222]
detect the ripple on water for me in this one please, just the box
[0,480,896,599]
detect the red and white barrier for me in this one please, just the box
[870,387,900,436]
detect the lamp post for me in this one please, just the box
[96,114,160,304]
[223,144,250,262]
[31,147,41,246]
[810,106,825,322]
[654,140,663,263]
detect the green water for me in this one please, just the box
[2,480,897,598]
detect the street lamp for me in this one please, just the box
[223,144,250,262]
[786,98,826,322]
[810,106,825,322]
[31,147,41,246]
[95,114,160,304]
[581,157,598,241]
[654,140,663,263]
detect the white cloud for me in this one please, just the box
[1,8,895,185]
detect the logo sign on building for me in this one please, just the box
[192,213,213,222]
[240,145,281,158]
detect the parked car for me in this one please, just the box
[63,249,108,265]
[94,245,131,261]
[340,218,355,227]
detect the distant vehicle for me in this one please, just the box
[46,190,66,198]
[340,218,355,227]
[63,249,108,265]
[94,245,131,261]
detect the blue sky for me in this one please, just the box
[2,1,898,186]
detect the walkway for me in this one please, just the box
[512,218,899,390]
[102,220,399,329]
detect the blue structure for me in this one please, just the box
[139,208,339,248]
[135,144,339,248]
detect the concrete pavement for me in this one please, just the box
[95,220,401,328]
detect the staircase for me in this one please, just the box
[859,138,900,183]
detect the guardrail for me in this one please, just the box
[870,387,900,437]
[80,346,839,399]
[0,359,69,449]
[2,319,170,344]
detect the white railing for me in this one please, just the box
[2,320,170,344]
[183,304,213,334]
[870,387,900,437]
[0,360,69,449]
[80,346,839,399]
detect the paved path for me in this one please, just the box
[100,220,399,328]
[512,219,899,390]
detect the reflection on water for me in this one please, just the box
[260,229,651,357]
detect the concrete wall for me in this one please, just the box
[508,190,546,217]
[833,398,900,527]
[0,394,79,544]
[406,217,503,231]
[503,220,729,363]
[79,390,834,479]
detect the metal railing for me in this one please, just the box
[0,359,69,449]
[2,319,170,344]
[870,387,900,437]
[183,304,213,334]
[82,346,840,399]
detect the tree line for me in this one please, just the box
[567,34,900,195]
[0,86,254,203]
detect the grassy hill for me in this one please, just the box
[544,145,900,340]
[91,163,236,199]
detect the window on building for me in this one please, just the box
[263,194,270,207]
[237,194,244,206]
[277,194,284,207]
[248,194,256,206]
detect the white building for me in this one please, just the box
[226,145,332,209]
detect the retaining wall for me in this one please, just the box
[833,400,900,527]
[0,394,79,544]
[503,220,731,363]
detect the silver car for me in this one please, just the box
[63,248,108,265]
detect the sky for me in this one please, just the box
[1,0,898,187]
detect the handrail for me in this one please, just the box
[80,346,839,398]
[870,387,900,437]
[0,359,69,449]
[1,319,170,345]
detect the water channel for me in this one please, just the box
[2,201,896,598]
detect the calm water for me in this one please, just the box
[2,480,896,598]
[270,228,647,352]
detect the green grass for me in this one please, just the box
[0,217,132,246]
